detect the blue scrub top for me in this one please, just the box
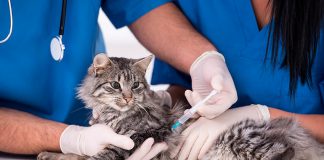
[152,0,324,114]
[0,0,171,125]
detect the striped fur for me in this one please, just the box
[203,118,324,160]
[38,55,324,160]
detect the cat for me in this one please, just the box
[38,53,324,160]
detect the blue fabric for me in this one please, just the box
[102,0,172,28]
[0,0,171,125]
[152,0,324,114]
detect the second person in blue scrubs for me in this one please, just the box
[149,0,324,159]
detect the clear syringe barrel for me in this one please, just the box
[172,90,219,129]
[178,111,194,124]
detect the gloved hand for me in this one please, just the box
[189,51,237,119]
[171,104,270,160]
[60,124,134,156]
[127,138,168,160]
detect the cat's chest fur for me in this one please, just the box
[96,102,169,136]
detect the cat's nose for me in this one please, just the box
[124,97,132,103]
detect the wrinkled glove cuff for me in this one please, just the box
[190,51,225,74]
[255,104,270,121]
[60,125,84,155]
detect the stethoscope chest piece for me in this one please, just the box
[50,36,65,61]
[51,0,67,62]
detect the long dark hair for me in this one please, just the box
[266,0,324,96]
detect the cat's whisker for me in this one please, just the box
[70,105,91,113]
[136,103,147,113]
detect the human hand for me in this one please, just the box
[127,138,168,160]
[189,51,237,119]
[171,104,270,160]
[60,124,134,156]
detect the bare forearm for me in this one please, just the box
[0,108,67,154]
[129,3,216,73]
[269,107,324,143]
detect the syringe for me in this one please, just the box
[171,90,219,132]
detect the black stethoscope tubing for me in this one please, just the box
[59,0,67,36]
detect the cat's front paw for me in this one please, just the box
[89,117,98,125]
[37,152,86,160]
[37,152,58,160]
[89,110,100,125]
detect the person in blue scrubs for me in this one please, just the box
[0,0,221,158]
[151,0,324,159]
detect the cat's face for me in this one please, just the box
[83,53,152,112]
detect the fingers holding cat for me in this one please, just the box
[171,117,220,160]
[171,105,270,160]
[127,138,168,160]
[60,124,134,156]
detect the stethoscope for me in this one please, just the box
[0,0,68,62]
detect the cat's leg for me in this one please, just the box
[88,147,127,160]
[37,152,86,160]
[89,117,98,125]
[89,109,100,125]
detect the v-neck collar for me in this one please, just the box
[234,0,270,42]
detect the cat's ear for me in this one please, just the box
[88,53,114,76]
[133,55,153,72]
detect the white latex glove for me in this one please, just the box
[60,124,135,156]
[189,51,237,119]
[171,104,270,160]
[155,90,172,107]
[127,138,168,160]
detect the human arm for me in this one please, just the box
[0,107,66,154]
[166,85,187,106]
[269,107,324,143]
[129,3,237,118]
[129,3,215,73]
[0,108,135,156]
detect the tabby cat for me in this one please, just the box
[38,54,324,160]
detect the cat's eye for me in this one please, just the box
[132,82,140,89]
[111,81,121,89]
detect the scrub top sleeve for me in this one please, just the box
[101,0,172,28]
[151,58,192,89]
